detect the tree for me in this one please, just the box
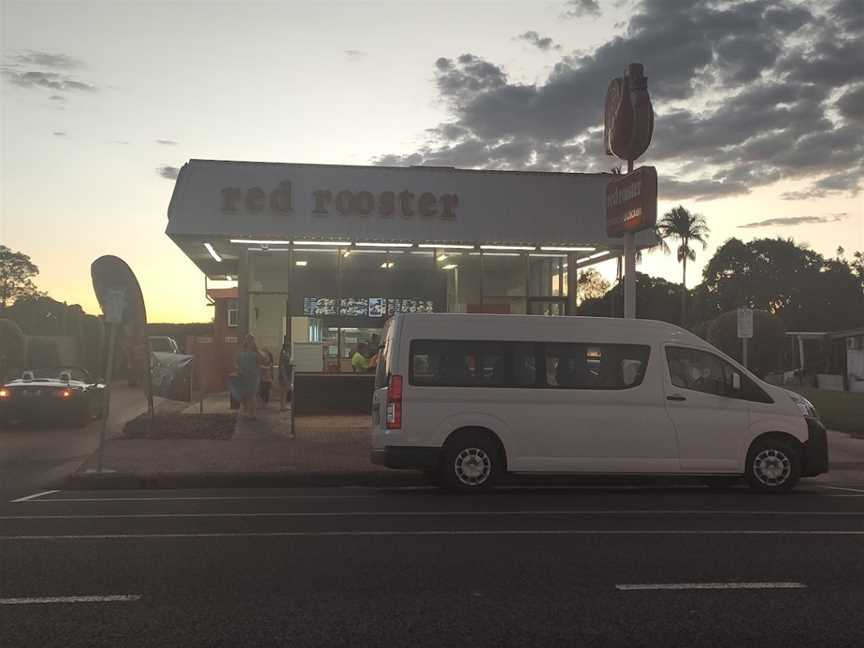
[0,246,41,309]
[579,272,682,324]
[576,268,610,302]
[702,238,864,331]
[707,309,785,378]
[656,206,710,325]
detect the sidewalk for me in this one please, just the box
[70,400,421,488]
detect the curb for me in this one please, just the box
[63,471,428,490]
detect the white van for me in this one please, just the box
[371,314,828,492]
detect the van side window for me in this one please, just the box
[409,340,537,388]
[665,346,774,403]
[544,343,650,389]
[666,347,733,397]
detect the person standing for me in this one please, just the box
[351,342,370,373]
[259,350,274,407]
[235,334,262,419]
[278,336,293,413]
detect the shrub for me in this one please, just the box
[0,318,27,380]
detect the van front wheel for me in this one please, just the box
[441,433,501,493]
[746,439,801,492]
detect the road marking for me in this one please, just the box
[13,494,382,503]
[9,490,60,503]
[3,509,864,520]
[0,594,141,605]
[814,485,864,494]
[615,582,806,591]
[3,529,864,540]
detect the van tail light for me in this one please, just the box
[386,374,403,429]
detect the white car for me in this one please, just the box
[371,313,827,492]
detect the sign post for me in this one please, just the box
[97,288,126,473]
[604,63,655,319]
[737,307,753,369]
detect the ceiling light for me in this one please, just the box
[229,238,290,245]
[437,254,448,261]
[442,264,458,270]
[293,240,351,246]
[204,243,222,262]
[356,242,414,248]
[586,251,611,260]
[295,260,308,267]
[540,246,596,252]
[418,243,475,250]
[380,261,395,269]
[480,245,536,251]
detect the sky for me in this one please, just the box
[1,0,862,322]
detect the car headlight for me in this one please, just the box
[787,392,818,419]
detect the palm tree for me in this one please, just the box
[656,206,710,325]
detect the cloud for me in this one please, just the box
[781,168,864,200]
[562,0,601,18]
[52,131,66,137]
[157,166,179,180]
[738,213,850,229]
[376,0,864,203]
[156,139,179,145]
[8,50,83,68]
[345,50,367,60]
[2,69,97,92]
[48,94,66,102]
[516,31,561,52]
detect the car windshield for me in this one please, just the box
[29,368,89,382]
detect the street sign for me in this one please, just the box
[737,308,754,339]
[103,288,127,324]
[606,166,658,237]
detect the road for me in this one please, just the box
[2,477,864,647]
[0,385,149,493]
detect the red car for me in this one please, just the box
[0,367,106,428]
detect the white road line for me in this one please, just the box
[9,490,60,503]
[815,485,864,494]
[0,594,141,605]
[14,494,382,503]
[3,529,864,540]
[3,509,864,520]
[615,582,806,591]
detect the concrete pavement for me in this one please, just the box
[2,482,864,647]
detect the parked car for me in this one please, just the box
[371,314,828,493]
[0,367,106,427]
[128,336,180,386]
[148,336,180,354]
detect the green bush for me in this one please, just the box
[26,336,60,368]
[0,318,27,380]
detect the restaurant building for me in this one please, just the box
[167,159,655,377]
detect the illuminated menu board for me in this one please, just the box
[303,297,435,317]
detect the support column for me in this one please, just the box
[624,234,636,319]
[238,248,250,339]
[567,253,579,316]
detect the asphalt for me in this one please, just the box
[2,482,864,647]
[0,385,150,493]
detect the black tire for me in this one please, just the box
[746,438,801,492]
[440,431,502,493]
[424,470,444,488]
[73,406,90,428]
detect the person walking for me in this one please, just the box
[278,337,293,413]
[259,349,274,407]
[235,334,262,419]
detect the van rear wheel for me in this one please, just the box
[746,439,800,492]
[441,433,501,493]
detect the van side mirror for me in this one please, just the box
[732,372,741,391]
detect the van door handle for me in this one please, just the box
[666,395,687,401]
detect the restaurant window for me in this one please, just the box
[227,299,239,328]
[410,340,537,387]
